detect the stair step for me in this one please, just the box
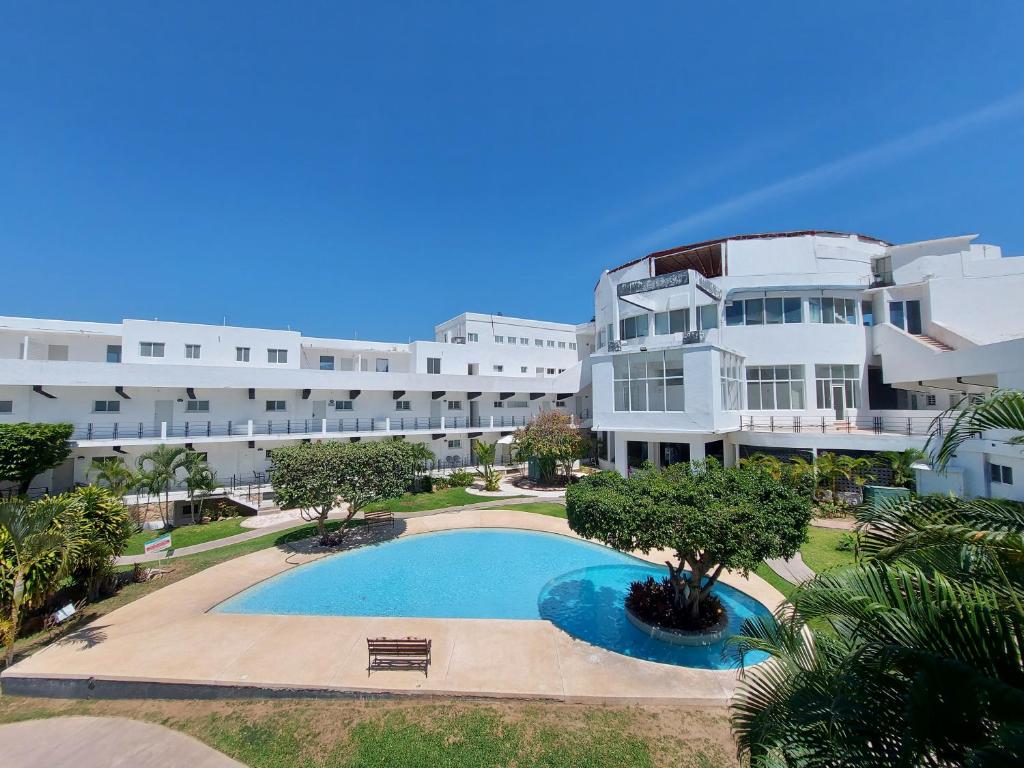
[912,334,954,351]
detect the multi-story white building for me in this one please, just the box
[0,312,586,493]
[590,230,1024,501]
[1,230,1021,503]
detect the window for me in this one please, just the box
[467,332,479,342]
[448,439,462,449]
[493,400,504,407]
[520,337,528,345]
[558,368,565,373]
[46,344,68,361]
[185,344,201,359]
[654,309,689,335]
[493,365,504,373]
[266,400,286,412]
[375,358,389,373]
[536,366,544,374]
[547,340,556,347]
[815,364,861,409]
[990,463,1014,485]
[495,336,504,343]
[106,345,122,363]
[268,348,288,364]
[558,341,566,348]
[535,339,543,347]
[508,400,528,408]
[335,400,353,411]
[783,297,802,324]
[186,400,210,412]
[810,297,858,325]
[508,337,517,345]
[547,368,555,374]
[926,394,937,407]
[746,366,805,410]
[726,297,802,326]
[140,341,164,358]
[427,357,441,374]
[720,352,743,410]
[619,314,649,340]
[520,366,528,373]
[236,346,250,362]
[0,401,13,414]
[569,342,577,350]
[320,355,335,370]
[395,400,411,411]
[862,300,874,326]
[613,349,685,412]
[447,401,462,410]
[94,400,121,413]
[339,357,354,371]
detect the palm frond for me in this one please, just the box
[931,389,1024,470]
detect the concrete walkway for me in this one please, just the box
[0,716,244,768]
[765,552,815,583]
[115,496,556,565]
[810,517,857,530]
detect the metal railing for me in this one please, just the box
[738,414,955,437]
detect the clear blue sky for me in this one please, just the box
[3,2,1023,340]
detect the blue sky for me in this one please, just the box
[3,2,1023,340]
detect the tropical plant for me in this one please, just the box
[740,453,784,480]
[136,445,188,529]
[512,411,584,484]
[181,452,219,525]
[70,486,134,600]
[0,423,74,495]
[271,441,416,546]
[446,470,475,488]
[876,447,928,489]
[88,458,140,499]
[0,498,80,666]
[931,388,1024,469]
[474,441,501,492]
[407,443,435,475]
[813,451,874,503]
[566,460,811,623]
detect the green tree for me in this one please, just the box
[88,457,140,499]
[136,445,188,529]
[0,423,74,495]
[70,486,134,601]
[474,441,501,492]
[931,388,1024,469]
[876,447,928,489]
[512,411,584,484]
[813,451,874,502]
[271,440,416,546]
[0,498,80,667]
[740,453,783,480]
[566,460,811,621]
[181,452,219,525]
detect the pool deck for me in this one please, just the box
[1,509,784,704]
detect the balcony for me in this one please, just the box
[738,414,954,437]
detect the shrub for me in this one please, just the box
[447,470,474,488]
[432,476,450,490]
[0,423,74,495]
[626,576,726,632]
[835,532,856,552]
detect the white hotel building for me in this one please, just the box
[1,230,1022,501]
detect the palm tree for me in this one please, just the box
[181,452,219,525]
[88,458,139,499]
[876,448,928,490]
[0,498,81,667]
[931,388,1024,469]
[474,441,501,492]
[813,452,874,502]
[136,445,187,529]
[740,453,784,480]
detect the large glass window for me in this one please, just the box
[320,355,335,370]
[815,364,861,409]
[654,309,689,335]
[726,297,801,326]
[809,297,858,324]
[619,314,649,340]
[699,304,719,330]
[720,352,743,410]
[746,365,805,410]
[613,349,684,412]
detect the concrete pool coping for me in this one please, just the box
[1,509,785,704]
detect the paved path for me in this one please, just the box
[115,496,559,565]
[765,552,815,583]
[810,517,857,530]
[0,716,244,768]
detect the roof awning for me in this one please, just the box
[496,434,515,445]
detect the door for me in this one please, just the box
[469,400,479,427]
[832,385,846,420]
[311,400,326,422]
[154,400,174,431]
[906,300,922,335]
[430,399,441,424]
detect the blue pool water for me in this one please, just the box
[215,529,770,669]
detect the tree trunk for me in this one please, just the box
[16,477,31,496]
[5,572,23,668]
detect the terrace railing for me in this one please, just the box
[738,414,955,437]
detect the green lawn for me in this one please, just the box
[754,563,795,599]
[0,697,739,768]
[801,527,857,573]
[123,515,250,555]
[493,501,567,518]
[365,486,520,514]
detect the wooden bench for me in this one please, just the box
[367,636,431,677]
[363,508,395,531]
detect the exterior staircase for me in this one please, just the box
[911,333,954,352]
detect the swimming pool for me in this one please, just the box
[215,529,770,669]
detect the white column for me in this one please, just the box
[385,417,391,432]
[613,432,629,476]
[247,419,254,437]
[160,421,167,439]
[22,335,29,360]
[690,440,706,463]
[441,416,446,429]
[321,418,327,435]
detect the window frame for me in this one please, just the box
[140,341,165,358]
[184,343,201,360]
[267,348,288,364]
[185,400,210,413]
[265,400,287,412]
[93,400,121,413]
[236,346,251,362]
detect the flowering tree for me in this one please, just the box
[512,411,585,484]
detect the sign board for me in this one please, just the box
[617,271,689,297]
[694,274,723,301]
[143,533,173,555]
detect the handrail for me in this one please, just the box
[738,414,954,437]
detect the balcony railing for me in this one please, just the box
[70,414,532,442]
[738,414,954,437]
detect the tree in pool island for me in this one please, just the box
[566,460,812,627]
[512,411,585,485]
[270,440,417,546]
[0,423,74,496]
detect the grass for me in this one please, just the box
[493,501,568,518]
[754,563,795,599]
[365,486,520,514]
[0,697,739,768]
[123,515,249,555]
[800,527,857,573]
